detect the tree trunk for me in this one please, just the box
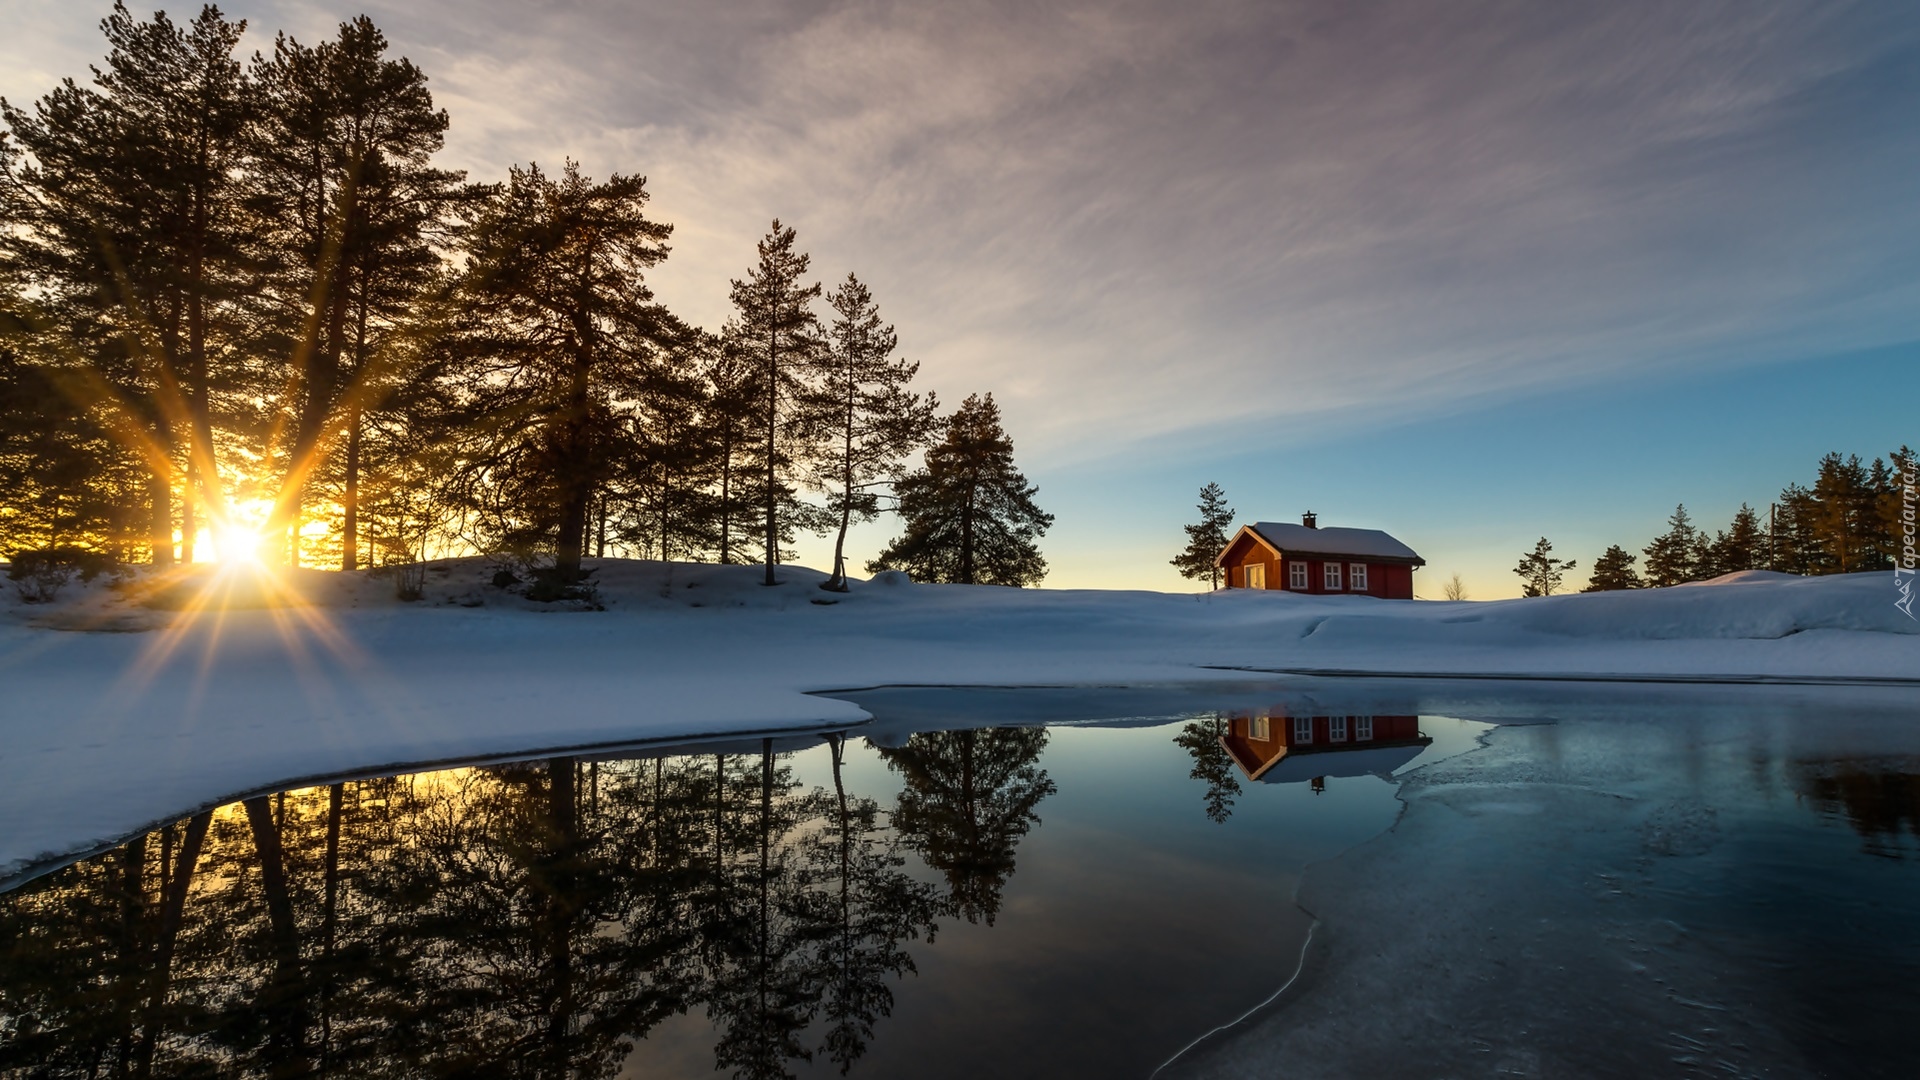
[136,810,211,1079]
[764,330,779,587]
[341,404,362,571]
[244,795,308,1072]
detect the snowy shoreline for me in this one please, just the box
[2,558,1915,884]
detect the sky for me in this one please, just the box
[3,0,1916,596]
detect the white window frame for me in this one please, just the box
[1288,560,1309,590]
[1329,716,1348,742]
[1349,563,1368,591]
[1244,562,1266,589]
[1324,562,1343,590]
[1292,716,1313,744]
[1356,716,1374,741]
[1248,716,1270,741]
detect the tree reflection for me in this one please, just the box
[1795,759,1920,856]
[1173,716,1241,824]
[0,737,964,1078]
[877,727,1055,926]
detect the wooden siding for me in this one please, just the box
[1221,534,1418,599]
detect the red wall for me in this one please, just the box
[1222,536,1417,599]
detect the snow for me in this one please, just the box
[1,558,1915,884]
[1248,522,1423,561]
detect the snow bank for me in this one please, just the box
[0,558,1915,882]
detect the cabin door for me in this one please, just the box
[1245,562,1266,589]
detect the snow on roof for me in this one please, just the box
[1245,522,1424,563]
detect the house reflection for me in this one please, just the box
[1220,713,1431,789]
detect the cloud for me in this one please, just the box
[7,0,1919,466]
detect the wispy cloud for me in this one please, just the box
[7,0,1917,466]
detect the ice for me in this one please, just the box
[1161,687,1920,1079]
[1,557,1915,883]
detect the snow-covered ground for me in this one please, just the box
[1,558,1915,882]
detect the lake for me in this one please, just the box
[2,681,1915,1078]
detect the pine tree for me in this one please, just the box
[1642,504,1702,587]
[1513,536,1575,596]
[869,393,1053,586]
[1705,503,1767,577]
[441,161,673,584]
[805,273,937,591]
[1582,544,1641,591]
[247,17,474,567]
[1771,484,1825,575]
[1809,452,1876,574]
[1170,482,1235,589]
[1,2,251,564]
[728,220,824,586]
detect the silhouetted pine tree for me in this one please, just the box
[1513,536,1575,596]
[1581,544,1641,591]
[1642,504,1701,587]
[869,393,1053,587]
[442,162,674,584]
[1704,503,1767,577]
[1,2,252,564]
[1171,482,1235,589]
[247,17,476,567]
[728,221,825,586]
[805,273,938,591]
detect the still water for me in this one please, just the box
[2,684,1916,1078]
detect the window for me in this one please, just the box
[1356,716,1373,741]
[1288,560,1309,590]
[1292,716,1313,744]
[1324,562,1343,590]
[1349,563,1368,591]
[1244,562,1266,589]
[1248,716,1270,741]
[1329,716,1348,742]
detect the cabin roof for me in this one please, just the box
[1216,522,1424,566]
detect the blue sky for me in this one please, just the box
[2,1,1914,594]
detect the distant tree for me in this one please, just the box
[1703,503,1767,578]
[869,393,1053,586]
[1170,482,1234,589]
[728,220,824,586]
[1771,484,1824,575]
[1582,544,1641,591]
[1513,536,1575,597]
[1441,573,1469,601]
[1642,504,1702,587]
[1810,452,1880,574]
[805,273,938,591]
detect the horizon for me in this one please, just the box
[2,1,1914,596]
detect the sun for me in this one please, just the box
[213,522,266,565]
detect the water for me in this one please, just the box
[1,683,1916,1078]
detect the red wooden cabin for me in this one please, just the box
[1215,513,1424,599]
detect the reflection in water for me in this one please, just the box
[0,731,1034,1079]
[1794,758,1920,857]
[1174,713,1432,822]
[876,728,1055,926]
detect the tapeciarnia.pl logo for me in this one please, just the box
[1898,462,1916,620]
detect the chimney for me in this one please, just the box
[1302,511,1318,529]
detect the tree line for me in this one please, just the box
[1521,446,1915,595]
[0,4,1052,591]
[0,729,1056,1078]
